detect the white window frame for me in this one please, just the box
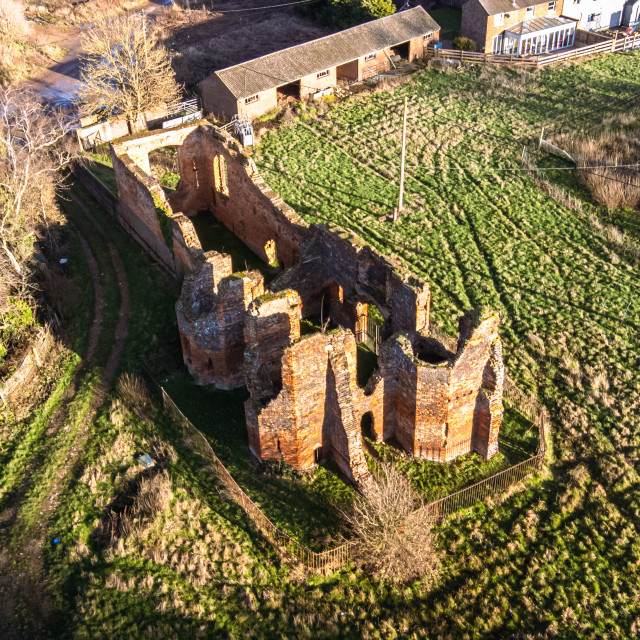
[316,69,330,79]
[492,34,503,53]
[494,12,504,26]
[364,52,377,61]
[525,6,535,18]
[244,94,259,105]
[423,31,434,40]
[548,0,556,13]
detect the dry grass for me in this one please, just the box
[117,372,152,421]
[0,0,26,40]
[26,0,146,24]
[153,5,332,86]
[558,132,640,210]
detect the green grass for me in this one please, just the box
[249,52,640,637]
[429,6,462,41]
[5,54,640,639]
[162,370,353,550]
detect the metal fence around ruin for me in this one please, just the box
[145,356,548,574]
[155,380,356,574]
[356,314,382,354]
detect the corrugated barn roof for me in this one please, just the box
[213,7,440,100]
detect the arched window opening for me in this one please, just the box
[213,155,229,198]
[361,412,375,441]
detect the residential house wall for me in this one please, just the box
[462,0,566,52]
[563,0,626,30]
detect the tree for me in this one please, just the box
[0,88,74,357]
[342,461,441,584]
[78,13,181,133]
[298,0,395,29]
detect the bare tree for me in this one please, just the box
[78,13,181,133]
[0,88,73,279]
[342,461,441,584]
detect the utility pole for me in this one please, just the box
[394,96,408,222]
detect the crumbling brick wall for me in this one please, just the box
[111,122,504,483]
[245,315,370,484]
[374,309,504,461]
[177,253,264,389]
[170,125,308,270]
[270,224,431,337]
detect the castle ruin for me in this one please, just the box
[111,122,504,484]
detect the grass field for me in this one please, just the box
[250,51,640,637]
[3,52,640,638]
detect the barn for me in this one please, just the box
[200,7,440,120]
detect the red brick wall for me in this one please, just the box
[177,255,264,389]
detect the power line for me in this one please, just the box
[212,0,320,13]
[402,163,640,173]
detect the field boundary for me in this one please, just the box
[427,32,640,67]
[144,353,548,574]
[0,327,55,405]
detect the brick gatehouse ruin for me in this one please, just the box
[111,122,504,484]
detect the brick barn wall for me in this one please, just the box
[237,88,279,120]
[299,67,338,99]
[200,73,242,119]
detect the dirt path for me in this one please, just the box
[0,192,132,638]
[25,1,163,105]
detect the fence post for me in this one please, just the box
[611,32,617,53]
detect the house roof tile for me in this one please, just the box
[211,7,440,100]
[477,0,553,16]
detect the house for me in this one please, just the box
[461,0,578,55]
[563,0,629,30]
[623,0,640,26]
[200,7,440,119]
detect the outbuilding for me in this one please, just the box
[200,7,440,119]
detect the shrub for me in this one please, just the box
[342,462,440,584]
[452,36,477,52]
[117,373,153,421]
[298,0,395,29]
[0,0,27,42]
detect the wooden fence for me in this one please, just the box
[146,356,549,574]
[427,32,640,68]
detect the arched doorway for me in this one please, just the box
[361,412,375,441]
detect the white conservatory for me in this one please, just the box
[499,16,577,55]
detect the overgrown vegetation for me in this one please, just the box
[0,88,73,372]
[297,0,395,28]
[4,47,640,639]
[343,461,440,584]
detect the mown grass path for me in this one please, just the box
[0,190,131,638]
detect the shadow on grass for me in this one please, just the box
[162,370,354,550]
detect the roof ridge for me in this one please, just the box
[215,6,426,76]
